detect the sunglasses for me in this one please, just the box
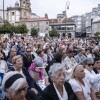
[88,64,94,66]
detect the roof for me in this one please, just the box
[92,16,100,23]
[7,7,20,11]
[16,17,49,23]
[92,21,100,24]
[49,18,74,24]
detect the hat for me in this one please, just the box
[2,71,27,92]
[34,57,44,68]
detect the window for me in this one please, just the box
[67,27,73,30]
[24,12,26,16]
[46,22,48,24]
[23,1,25,4]
[46,27,48,30]
[12,12,14,16]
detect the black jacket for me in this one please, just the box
[8,67,42,96]
[42,82,78,100]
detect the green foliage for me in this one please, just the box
[13,25,20,34]
[14,24,28,34]
[31,27,38,36]
[0,22,28,34]
[20,24,28,34]
[94,32,100,37]
[0,21,14,33]
[49,29,59,37]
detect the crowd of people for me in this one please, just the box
[0,35,100,100]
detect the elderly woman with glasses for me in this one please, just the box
[2,71,38,100]
[42,63,78,100]
[69,65,96,100]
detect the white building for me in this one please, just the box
[7,1,20,25]
[50,17,76,38]
[85,13,92,37]
[71,16,82,33]
[15,17,50,34]
[92,16,100,36]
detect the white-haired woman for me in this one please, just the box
[42,63,78,100]
[2,71,38,100]
[69,65,96,100]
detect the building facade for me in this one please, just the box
[15,17,50,34]
[71,16,82,34]
[50,12,76,38]
[92,16,100,36]
[7,1,20,25]
[85,4,100,36]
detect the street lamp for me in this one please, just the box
[65,1,70,37]
[3,0,5,23]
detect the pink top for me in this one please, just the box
[28,62,43,80]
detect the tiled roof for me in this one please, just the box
[49,19,58,23]
[62,18,74,23]
[92,20,100,23]
[16,17,49,22]
[49,18,74,24]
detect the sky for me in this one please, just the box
[0,0,100,18]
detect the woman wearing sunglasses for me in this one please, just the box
[2,71,38,100]
[84,59,100,93]
[84,58,100,99]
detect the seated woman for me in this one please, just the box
[9,55,40,96]
[2,71,38,100]
[0,52,8,73]
[42,63,78,100]
[69,65,96,100]
[28,57,49,90]
[7,47,17,65]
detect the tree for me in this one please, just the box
[20,24,28,34]
[31,27,38,36]
[13,25,21,34]
[94,32,100,37]
[1,21,14,34]
[13,24,28,34]
[49,29,59,37]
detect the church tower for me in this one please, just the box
[20,0,31,19]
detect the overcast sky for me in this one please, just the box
[0,0,100,18]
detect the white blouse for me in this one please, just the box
[53,83,68,100]
[0,60,8,73]
[69,79,92,100]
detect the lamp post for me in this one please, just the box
[65,1,70,37]
[3,0,5,23]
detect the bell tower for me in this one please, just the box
[20,0,31,19]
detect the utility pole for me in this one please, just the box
[3,0,5,24]
[65,1,70,38]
